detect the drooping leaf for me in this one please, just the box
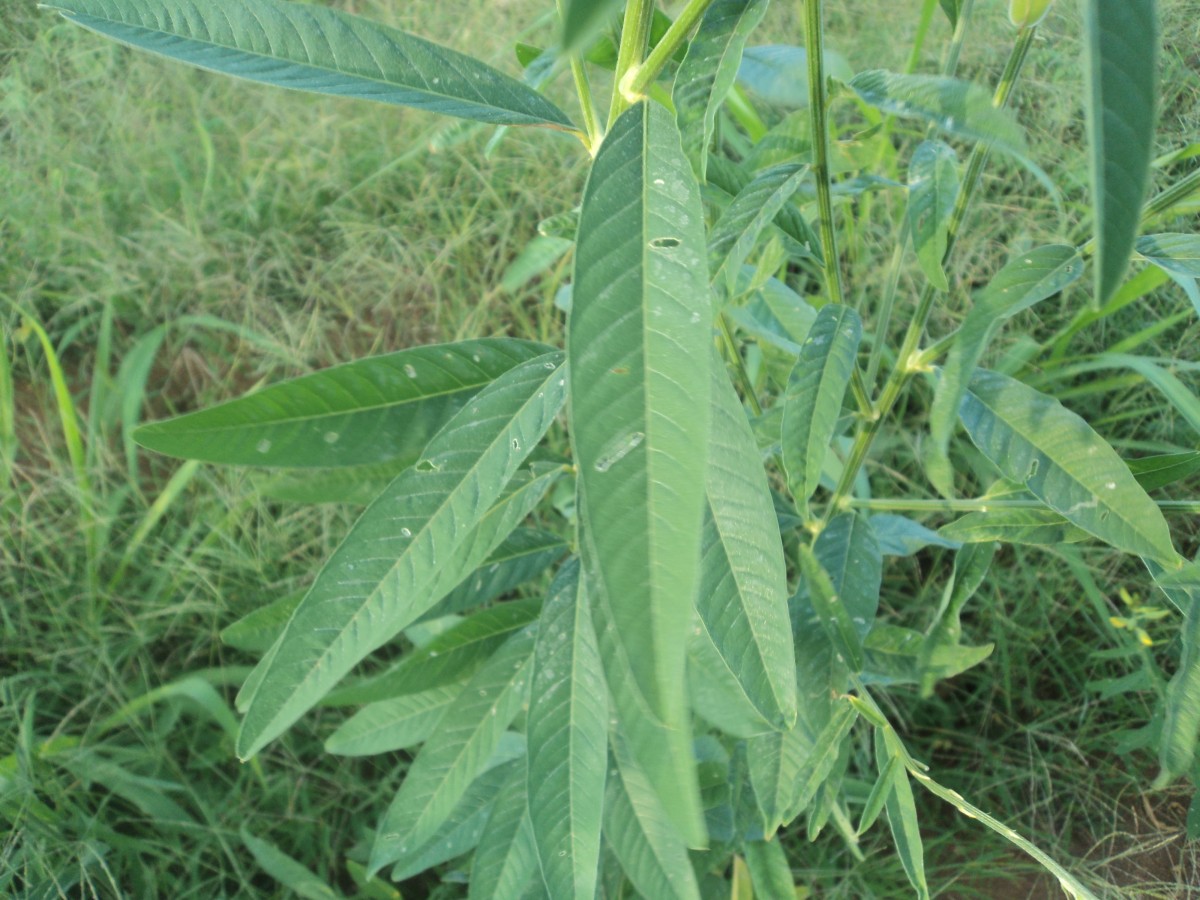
[324,684,461,756]
[907,140,959,292]
[736,45,854,109]
[928,246,1084,494]
[370,631,534,873]
[236,354,566,759]
[135,339,551,468]
[849,70,1028,157]
[526,562,607,900]
[604,736,703,900]
[870,514,961,557]
[876,731,929,900]
[1082,0,1159,306]
[469,767,539,900]
[673,0,770,180]
[1128,451,1200,492]
[957,368,1176,563]
[782,701,858,824]
[326,600,542,706]
[568,101,711,837]
[1135,233,1200,278]
[708,164,811,286]
[781,305,862,507]
[1151,562,1200,787]
[47,0,576,129]
[696,361,797,731]
[939,507,1090,546]
[388,758,523,882]
[814,512,883,642]
[918,542,996,696]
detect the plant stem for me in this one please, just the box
[624,0,718,101]
[826,24,1038,519]
[556,0,603,152]
[608,0,656,125]
[718,312,763,416]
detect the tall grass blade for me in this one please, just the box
[236,353,566,759]
[240,827,343,900]
[1082,0,1159,306]
[45,0,576,129]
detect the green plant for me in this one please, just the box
[32,0,1200,896]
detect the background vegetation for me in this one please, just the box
[3,0,1199,895]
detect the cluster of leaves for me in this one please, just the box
[28,0,1200,896]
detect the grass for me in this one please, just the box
[2,0,1199,896]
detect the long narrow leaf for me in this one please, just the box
[469,768,539,900]
[1082,0,1159,306]
[958,369,1176,564]
[237,353,566,759]
[568,102,711,778]
[1151,562,1200,786]
[47,0,576,129]
[136,339,552,468]
[526,562,607,900]
[907,140,959,292]
[709,164,811,285]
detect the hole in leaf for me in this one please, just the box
[649,237,681,249]
[415,459,438,472]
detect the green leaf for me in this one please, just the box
[857,752,902,836]
[673,0,770,180]
[870,514,961,557]
[370,631,534,873]
[742,839,794,899]
[958,369,1176,563]
[47,0,576,130]
[325,684,461,756]
[697,362,797,731]
[327,600,542,706]
[938,0,964,27]
[561,0,623,54]
[814,512,883,641]
[781,305,862,507]
[1128,451,1200,492]
[799,544,864,673]
[1152,562,1200,786]
[907,140,959,292]
[746,720,815,837]
[706,159,823,266]
[876,732,929,900]
[736,45,855,110]
[526,562,607,900]
[389,758,522,882]
[135,339,551,468]
[240,827,343,900]
[568,102,711,753]
[783,701,858,824]
[708,164,811,286]
[422,528,568,621]
[604,736,702,900]
[220,591,303,653]
[849,70,1028,157]
[258,460,413,504]
[1136,233,1200,278]
[939,507,1089,546]
[1083,0,1159,306]
[236,353,566,759]
[929,246,1084,494]
[502,237,574,294]
[469,767,539,900]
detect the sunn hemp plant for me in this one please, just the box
[38,0,1200,895]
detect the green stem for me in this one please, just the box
[718,312,763,416]
[624,0,718,100]
[554,0,602,153]
[608,0,656,125]
[826,24,1038,520]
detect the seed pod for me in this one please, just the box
[1008,0,1054,27]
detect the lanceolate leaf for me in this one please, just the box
[1082,0,1159,306]
[697,362,797,731]
[469,768,539,900]
[907,140,959,292]
[849,70,1028,157]
[929,245,1083,493]
[370,630,534,873]
[1151,562,1200,787]
[939,507,1089,546]
[135,339,552,468]
[1136,233,1200,278]
[813,512,883,642]
[526,563,607,900]
[324,684,461,756]
[569,103,711,738]
[47,0,576,129]
[673,0,770,180]
[604,736,702,900]
[708,164,811,285]
[781,305,862,506]
[1128,451,1200,492]
[876,731,929,900]
[236,353,566,759]
[958,368,1176,563]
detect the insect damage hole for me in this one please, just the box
[649,236,681,249]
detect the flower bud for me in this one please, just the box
[1008,0,1054,27]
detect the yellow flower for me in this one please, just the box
[1008,0,1054,27]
